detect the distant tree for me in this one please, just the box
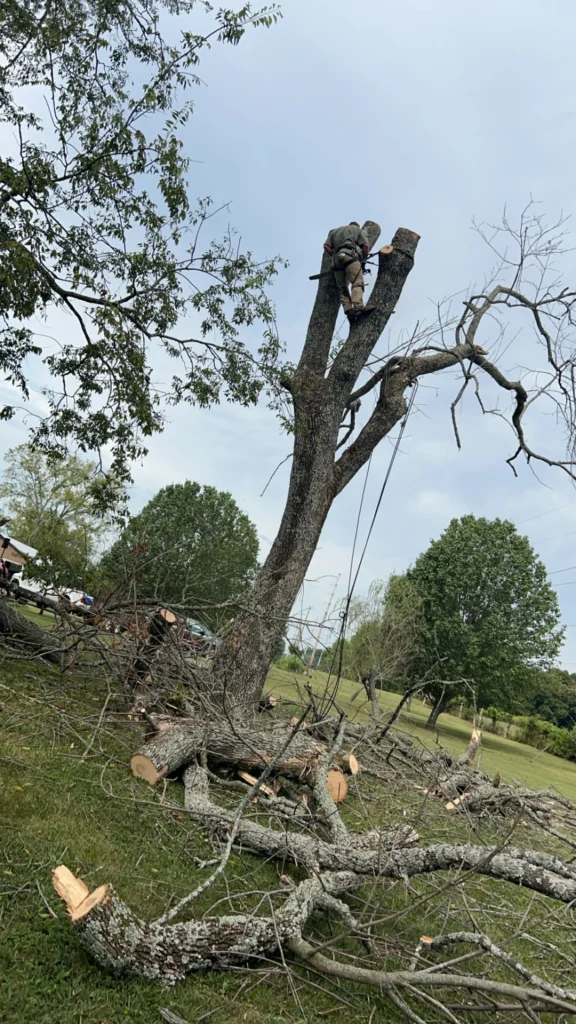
[0,444,113,586]
[346,576,422,687]
[101,482,259,627]
[406,515,564,729]
[530,669,576,730]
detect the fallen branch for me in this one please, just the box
[53,862,576,1014]
[288,935,576,1015]
[53,864,361,984]
[0,597,66,668]
[130,720,357,786]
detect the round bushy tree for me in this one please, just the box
[406,515,564,728]
[102,482,259,627]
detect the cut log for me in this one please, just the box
[130,722,354,786]
[0,596,66,667]
[348,753,360,776]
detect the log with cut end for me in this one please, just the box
[130,722,356,786]
[52,863,361,984]
[53,838,576,985]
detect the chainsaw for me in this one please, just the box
[308,252,378,281]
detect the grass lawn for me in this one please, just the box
[268,666,576,799]
[1,654,576,1022]
[15,602,57,626]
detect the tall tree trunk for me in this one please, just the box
[212,224,421,711]
[426,690,450,730]
[212,411,343,713]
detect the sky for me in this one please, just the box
[4,0,576,662]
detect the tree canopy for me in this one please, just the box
[0,444,110,586]
[0,0,282,481]
[404,515,565,723]
[529,668,576,730]
[101,481,259,625]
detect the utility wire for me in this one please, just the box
[516,499,576,525]
[326,384,419,704]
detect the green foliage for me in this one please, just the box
[0,0,284,480]
[406,515,564,713]
[323,576,423,686]
[101,481,259,626]
[482,706,513,725]
[513,715,576,760]
[0,444,115,587]
[275,653,305,674]
[528,668,576,729]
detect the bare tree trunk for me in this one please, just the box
[212,225,420,710]
[362,670,380,721]
[425,689,450,730]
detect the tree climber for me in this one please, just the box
[323,221,376,322]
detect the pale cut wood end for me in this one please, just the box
[327,769,348,803]
[52,865,89,911]
[53,866,111,920]
[159,608,176,624]
[131,753,162,785]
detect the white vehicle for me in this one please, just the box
[11,572,61,610]
[11,573,95,614]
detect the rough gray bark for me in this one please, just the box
[56,734,576,996]
[130,720,356,785]
[0,597,65,667]
[211,224,420,709]
[52,864,363,984]
[182,762,418,871]
[53,837,576,988]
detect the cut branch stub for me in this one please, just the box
[53,865,111,922]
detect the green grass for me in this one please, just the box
[1,658,576,1023]
[15,602,57,626]
[268,666,576,799]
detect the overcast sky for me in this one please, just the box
[4,0,576,663]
